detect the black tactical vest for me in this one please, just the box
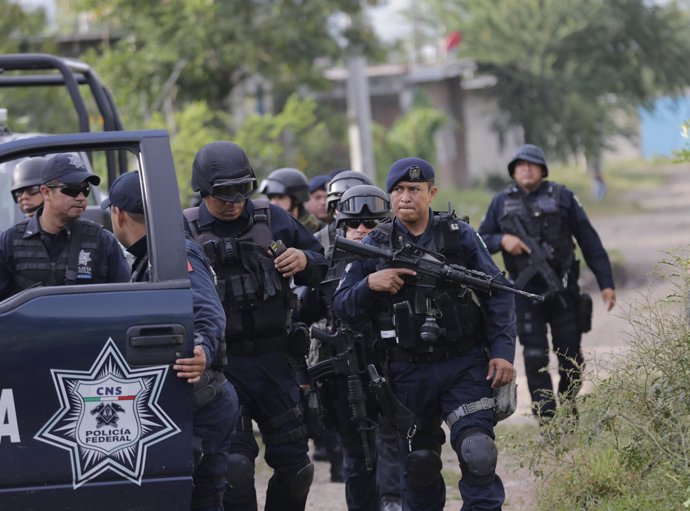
[370,213,485,353]
[500,182,575,279]
[184,200,293,344]
[11,219,104,294]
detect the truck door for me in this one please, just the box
[0,131,195,510]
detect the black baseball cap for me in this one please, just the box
[41,154,101,186]
[100,171,143,214]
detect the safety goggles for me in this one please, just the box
[344,219,379,229]
[211,180,255,203]
[338,194,390,216]
[47,184,91,198]
[12,185,41,202]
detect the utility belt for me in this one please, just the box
[227,322,311,357]
[387,343,477,364]
[193,369,227,410]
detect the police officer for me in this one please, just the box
[478,144,616,422]
[184,141,327,511]
[258,167,321,233]
[0,154,129,300]
[102,171,239,510]
[311,184,403,511]
[315,170,373,251]
[334,158,516,511]
[304,174,330,225]
[10,156,46,217]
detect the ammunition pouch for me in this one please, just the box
[193,369,227,410]
[392,301,416,348]
[203,238,239,267]
[576,292,593,333]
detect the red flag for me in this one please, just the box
[445,31,462,51]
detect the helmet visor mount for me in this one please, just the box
[338,194,390,216]
[211,179,255,203]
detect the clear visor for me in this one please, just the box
[337,194,390,216]
[211,180,255,203]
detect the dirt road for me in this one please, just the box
[254,163,690,510]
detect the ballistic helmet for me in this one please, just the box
[191,141,257,203]
[11,156,46,195]
[326,170,373,214]
[507,144,548,177]
[335,185,391,227]
[258,167,310,205]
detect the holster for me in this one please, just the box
[494,378,518,421]
[289,322,311,358]
[576,293,593,333]
[301,387,324,438]
[193,369,227,410]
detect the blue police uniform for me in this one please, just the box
[479,180,614,420]
[128,235,238,511]
[0,210,130,300]
[187,199,327,511]
[102,169,238,510]
[334,213,515,511]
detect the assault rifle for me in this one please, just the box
[332,236,544,302]
[307,326,376,471]
[500,215,567,307]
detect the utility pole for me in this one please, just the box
[346,55,376,182]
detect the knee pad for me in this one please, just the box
[287,462,314,499]
[404,449,442,490]
[457,429,497,486]
[225,453,254,499]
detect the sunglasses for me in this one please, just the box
[344,219,379,229]
[12,185,41,202]
[47,184,91,198]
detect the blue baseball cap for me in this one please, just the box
[308,174,330,194]
[41,154,101,186]
[100,171,143,214]
[385,157,435,193]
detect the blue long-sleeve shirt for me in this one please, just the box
[333,212,516,363]
[478,181,615,291]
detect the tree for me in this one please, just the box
[1,0,46,53]
[64,0,382,127]
[426,0,690,190]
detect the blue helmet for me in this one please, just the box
[507,144,548,177]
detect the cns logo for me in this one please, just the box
[35,339,179,488]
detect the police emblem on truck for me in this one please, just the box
[35,339,180,488]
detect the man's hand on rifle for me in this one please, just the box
[367,268,417,294]
[486,358,515,389]
[500,234,531,256]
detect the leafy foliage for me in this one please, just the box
[512,253,690,510]
[426,0,690,167]
[65,0,382,124]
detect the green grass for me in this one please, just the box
[505,256,690,511]
[430,158,679,224]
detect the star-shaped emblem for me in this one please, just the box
[35,338,180,488]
